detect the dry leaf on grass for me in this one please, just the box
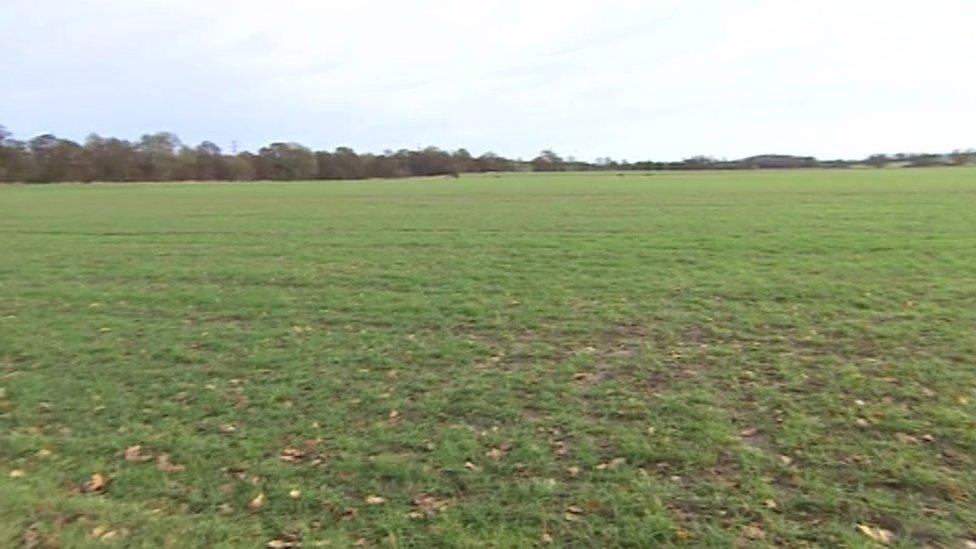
[9,469,25,478]
[551,440,569,457]
[81,473,109,493]
[564,505,584,522]
[21,525,41,549]
[486,442,512,460]
[365,495,386,505]
[572,372,592,383]
[91,526,120,540]
[741,524,765,540]
[895,433,918,444]
[289,489,302,499]
[280,448,305,463]
[267,533,302,548]
[249,493,266,510]
[857,524,894,545]
[156,454,185,473]
[408,493,449,520]
[124,445,152,462]
[595,457,626,471]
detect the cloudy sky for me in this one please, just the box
[2,0,974,160]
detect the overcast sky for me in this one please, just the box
[2,0,974,161]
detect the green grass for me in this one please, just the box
[1,169,975,547]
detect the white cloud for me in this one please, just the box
[2,0,974,159]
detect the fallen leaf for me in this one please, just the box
[739,427,759,437]
[895,433,918,444]
[674,528,692,541]
[21,525,41,549]
[124,445,152,462]
[289,489,302,499]
[565,505,585,521]
[156,453,185,473]
[857,524,894,545]
[741,524,765,540]
[486,442,512,461]
[778,454,793,466]
[763,499,778,509]
[81,473,108,493]
[91,526,120,540]
[387,409,400,423]
[267,533,302,548]
[365,495,386,505]
[541,532,553,544]
[249,493,266,510]
[410,493,449,519]
[464,461,480,471]
[9,469,25,478]
[595,457,626,470]
[551,440,569,457]
[280,448,305,463]
[566,466,581,477]
[218,423,237,434]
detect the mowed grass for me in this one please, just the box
[1,169,976,547]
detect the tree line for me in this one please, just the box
[1,124,973,183]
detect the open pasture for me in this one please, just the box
[1,169,975,546]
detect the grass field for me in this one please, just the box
[2,169,976,547]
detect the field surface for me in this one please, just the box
[2,170,976,547]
